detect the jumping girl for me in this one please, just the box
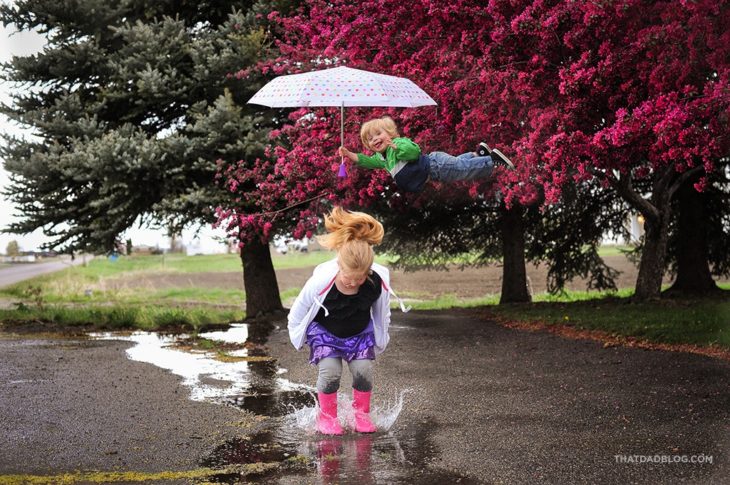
[287,207,407,435]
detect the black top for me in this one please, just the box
[314,271,383,338]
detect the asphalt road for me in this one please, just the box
[0,256,91,288]
[270,308,730,484]
[1,308,728,484]
[0,335,247,483]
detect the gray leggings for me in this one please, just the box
[317,357,374,394]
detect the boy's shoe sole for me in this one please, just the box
[491,148,515,169]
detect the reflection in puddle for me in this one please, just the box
[90,324,310,405]
[203,423,478,484]
[91,324,475,484]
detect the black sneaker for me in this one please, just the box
[476,142,491,157]
[491,148,515,169]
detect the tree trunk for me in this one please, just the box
[633,212,671,301]
[500,206,532,304]
[241,238,283,319]
[666,180,718,295]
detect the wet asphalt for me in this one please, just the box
[1,308,729,484]
[270,308,730,484]
[0,335,245,481]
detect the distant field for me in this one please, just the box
[0,247,633,303]
[0,245,631,277]
[2,247,729,354]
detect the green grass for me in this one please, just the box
[0,247,630,302]
[0,251,396,304]
[404,293,500,310]
[532,287,636,302]
[400,284,730,351]
[491,287,730,350]
[399,287,636,311]
[0,304,243,332]
[595,245,634,257]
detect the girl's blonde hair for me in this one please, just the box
[317,207,384,275]
[360,116,400,151]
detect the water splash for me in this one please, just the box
[373,388,411,431]
[88,325,473,483]
[285,389,411,434]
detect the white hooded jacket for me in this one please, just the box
[287,258,409,355]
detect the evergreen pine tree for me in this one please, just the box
[1,0,291,315]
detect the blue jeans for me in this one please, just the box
[426,152,494,183]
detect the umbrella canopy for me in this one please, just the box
[247,66,437,177]
[247,66,437,108]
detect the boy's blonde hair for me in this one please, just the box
[360,116,400,151]
[317,207,384,275]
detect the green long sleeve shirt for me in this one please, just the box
[355,137,421,173]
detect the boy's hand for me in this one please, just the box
[338,146,358,162]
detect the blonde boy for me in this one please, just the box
[339,116,513,193]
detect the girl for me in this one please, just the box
[338,116,514,193]
[287,207,408,435]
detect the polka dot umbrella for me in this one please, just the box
[247,66,437,177]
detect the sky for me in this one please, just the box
[0,22,229,254]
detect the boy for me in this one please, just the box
[338,116,514,192]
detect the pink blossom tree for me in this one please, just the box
[223,0,540,302]
[486,0,729,300]
[220,0,729,302]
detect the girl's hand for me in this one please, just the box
[339,146,358,162]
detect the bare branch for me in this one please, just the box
[588,165,659,221]
[617,171,660,222]
[669,166,704,199]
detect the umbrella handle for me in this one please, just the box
[340,102,344,148]
[337,102,347,178]
[338,159,347,178]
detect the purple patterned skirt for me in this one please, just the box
[306,319,376,365]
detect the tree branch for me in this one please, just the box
[656,163,676,196]
[588,166,660,221]
[668,166,704,199]
[617,171,660,222]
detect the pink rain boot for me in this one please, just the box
[352,389,377,433]
[317,392,344,435]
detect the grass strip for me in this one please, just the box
[491,293,730,351]
[0,304,243,332]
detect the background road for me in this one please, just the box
[0,256,91,288]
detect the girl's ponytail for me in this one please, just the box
[317,207,384,275]
[317,207,384,250]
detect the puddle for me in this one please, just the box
[91,324,476,484]
[201,423,478,484]
[90,324,310,406]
